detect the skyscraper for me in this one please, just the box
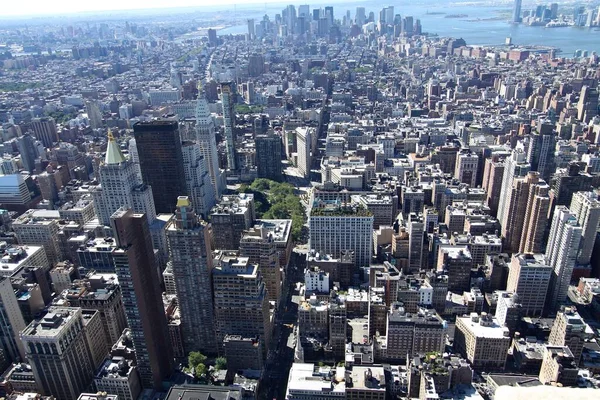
[247,19,255,39]
[92,130,157,225]
[17,133,38,174]
[513,0,523,22]
[255,133,283,181]
[506,253,552,317]
[355,7,366,25]
[569,191,600,265]
[220,82,237,170]
[166,197,218,355]
[181,141,216,218]
[133,120,188,213]
[30,117,58,148]
[111,209,174,389]
[296,127,312,178]
[498,148,530,231]
[196,93,224,197]
[212,255,271,355]
[545,206,582,312]
[21,307,107,400]
[502,171,550,253]
[0,277,26,362]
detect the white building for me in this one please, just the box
[0,277,26,361]
[94,357,142,400]
[304,267,330,293]
[569,191,600,265]
[196,96,223,197]
[91,131,157,226]
[181,142,216,218]
[545,206,582,312]
[309,199,374,267]
[296,127,312,178]
[506,253,551,317]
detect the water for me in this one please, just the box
[218,1,600,56]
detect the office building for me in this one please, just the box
[545,207,582,312]
[539,346,578,386]
[111,209,173,389]
[548,307,587,364]
[255,134,283,181]
[133,120,187,214]
[497,148,530,229]
[483,156,506,217]
[454,313,511,371]
[195,94,223,197]
[285,363,345,399]
[513,0,523,22]
[212,255,271,355]
[209,193,255,250]
[0,173,33,206]
[91,130,157,225]
[166,196,218,355]
[506,253,552,317]
[62,273,127,346]
[13,210,62,265]
[437,246,473,293]
[577,85,599,123]
[20,307,107,400]
[569,191,600,265]
[181,141,216,218]
[381,304,446,363]
[296,127,312,178]
[220,82,237,170]
[247,19,255,39]
[502,172,550,253]
[223,335,264,372]
[455,150,479,187]
[239,225,281,303]
[17,133,39,174]
[309,199,374,268]
[30,117,58,149]
[0,277,26,362]
[495,291,522,334]
[94,356,142,400]
[527,130,555,181]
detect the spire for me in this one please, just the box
[104,129,127,164]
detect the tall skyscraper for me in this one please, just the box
[355,7,366,25]
[17,133,38,174]
[502,172,550,253]
[21,307,107,400]
[545,207,582,312]
[92,130,157,225]
[577,85,599,123]
[111,209,174,389]
[181,141,216,218]
[255,133,283,181]
[527,130,555,182]
[166,197,218,355]
[133,120,188,213]
[296,127,312,178]
[569,191,600,265]
[513,0,523,22]
[30,117,58,148]
[195,93,224,197]
[220,82,237,170]
[247,19,255,39]
[498,148,530,231]
[0,277,26,362]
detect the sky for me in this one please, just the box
[2,0,298,17]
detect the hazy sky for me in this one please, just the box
[3,0,294,16]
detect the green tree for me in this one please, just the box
[188,351,207,368]
[194,363,207,378]
[215,357,227,371]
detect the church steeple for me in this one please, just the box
[105,129,127,164]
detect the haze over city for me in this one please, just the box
[0,1,599,400]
